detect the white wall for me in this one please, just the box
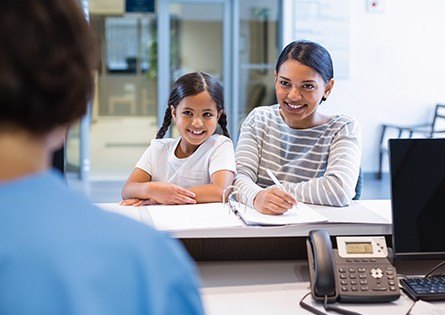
[284,0,445,173]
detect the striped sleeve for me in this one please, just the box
[284,120,361,207]
[234,112,264,208]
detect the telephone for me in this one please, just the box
[306,230,400,303]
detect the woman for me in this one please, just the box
[235,40,361,215]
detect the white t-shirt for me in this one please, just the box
[136,134,236,188]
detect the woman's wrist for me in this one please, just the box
[253,190,265,210]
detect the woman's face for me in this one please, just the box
[275,60,334,129]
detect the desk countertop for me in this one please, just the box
[198,260,445,315]
[97,201,445,314]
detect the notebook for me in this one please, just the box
[229,201,328,226]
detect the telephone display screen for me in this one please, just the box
[345,242,373,254]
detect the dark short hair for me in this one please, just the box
[156,72,230,139]
[0,0,97,134]
[275,40,333,83]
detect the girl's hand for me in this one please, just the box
[120,198,158,207]
[253,187,296,215]
[120,198,141,206]
[148,182,197,205]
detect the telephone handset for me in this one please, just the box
[306,230,400,303]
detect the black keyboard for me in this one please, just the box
[400,275,445,301]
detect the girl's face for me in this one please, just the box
[275,60,334,129]
[171,91,221,155]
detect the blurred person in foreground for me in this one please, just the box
[0,0,204,314]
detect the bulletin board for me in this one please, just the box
[293,0,350,79]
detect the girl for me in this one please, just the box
[235,40,361,215]
[122,72,236,206]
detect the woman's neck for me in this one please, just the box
[0,131,50,180]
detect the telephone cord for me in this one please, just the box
[323,295,362,315]
[298,292,363,315]
[424,260,445,278]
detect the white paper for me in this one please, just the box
[310,201,390,224]
[147,203,244,231]
[233,202,328,226]
[357,200,392,223]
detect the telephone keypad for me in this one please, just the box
[335,257,399,297]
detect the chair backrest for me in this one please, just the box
[432,104,445,136]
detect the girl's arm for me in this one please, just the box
[121,168,196,205]
[188,170,235,203]
[186,136,236,203]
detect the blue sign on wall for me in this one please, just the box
[126,0,155,13]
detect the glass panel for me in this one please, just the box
[67,14,159,180]
[168,3,224,138]
[237,0,280,127]
[169,3,223,83]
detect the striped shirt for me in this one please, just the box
[234,104,361,207]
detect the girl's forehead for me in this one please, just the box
[178,91,217,110]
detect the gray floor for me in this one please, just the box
[67,172,391,203]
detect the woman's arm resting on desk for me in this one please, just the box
[188,170,235,203]
[121,168,196,205]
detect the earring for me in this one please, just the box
[322,97,327,101]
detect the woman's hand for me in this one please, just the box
[147,182,197,205]
[253,187,296,215]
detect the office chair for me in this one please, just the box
[377,104,445,179]
[352,167,363,200]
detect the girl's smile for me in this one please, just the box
[171,91,221,157]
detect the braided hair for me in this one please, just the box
[156,72,230,139]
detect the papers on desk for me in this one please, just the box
[96,200,391,232]
[310,201,389,224]
[231,201,328,226]
[145,203,244,231]
[145,202,329,230]
[143,201,390,231]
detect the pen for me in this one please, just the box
[266,169,301,210]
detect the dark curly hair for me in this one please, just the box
[0,0,97,134]
[156,72,230,139]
